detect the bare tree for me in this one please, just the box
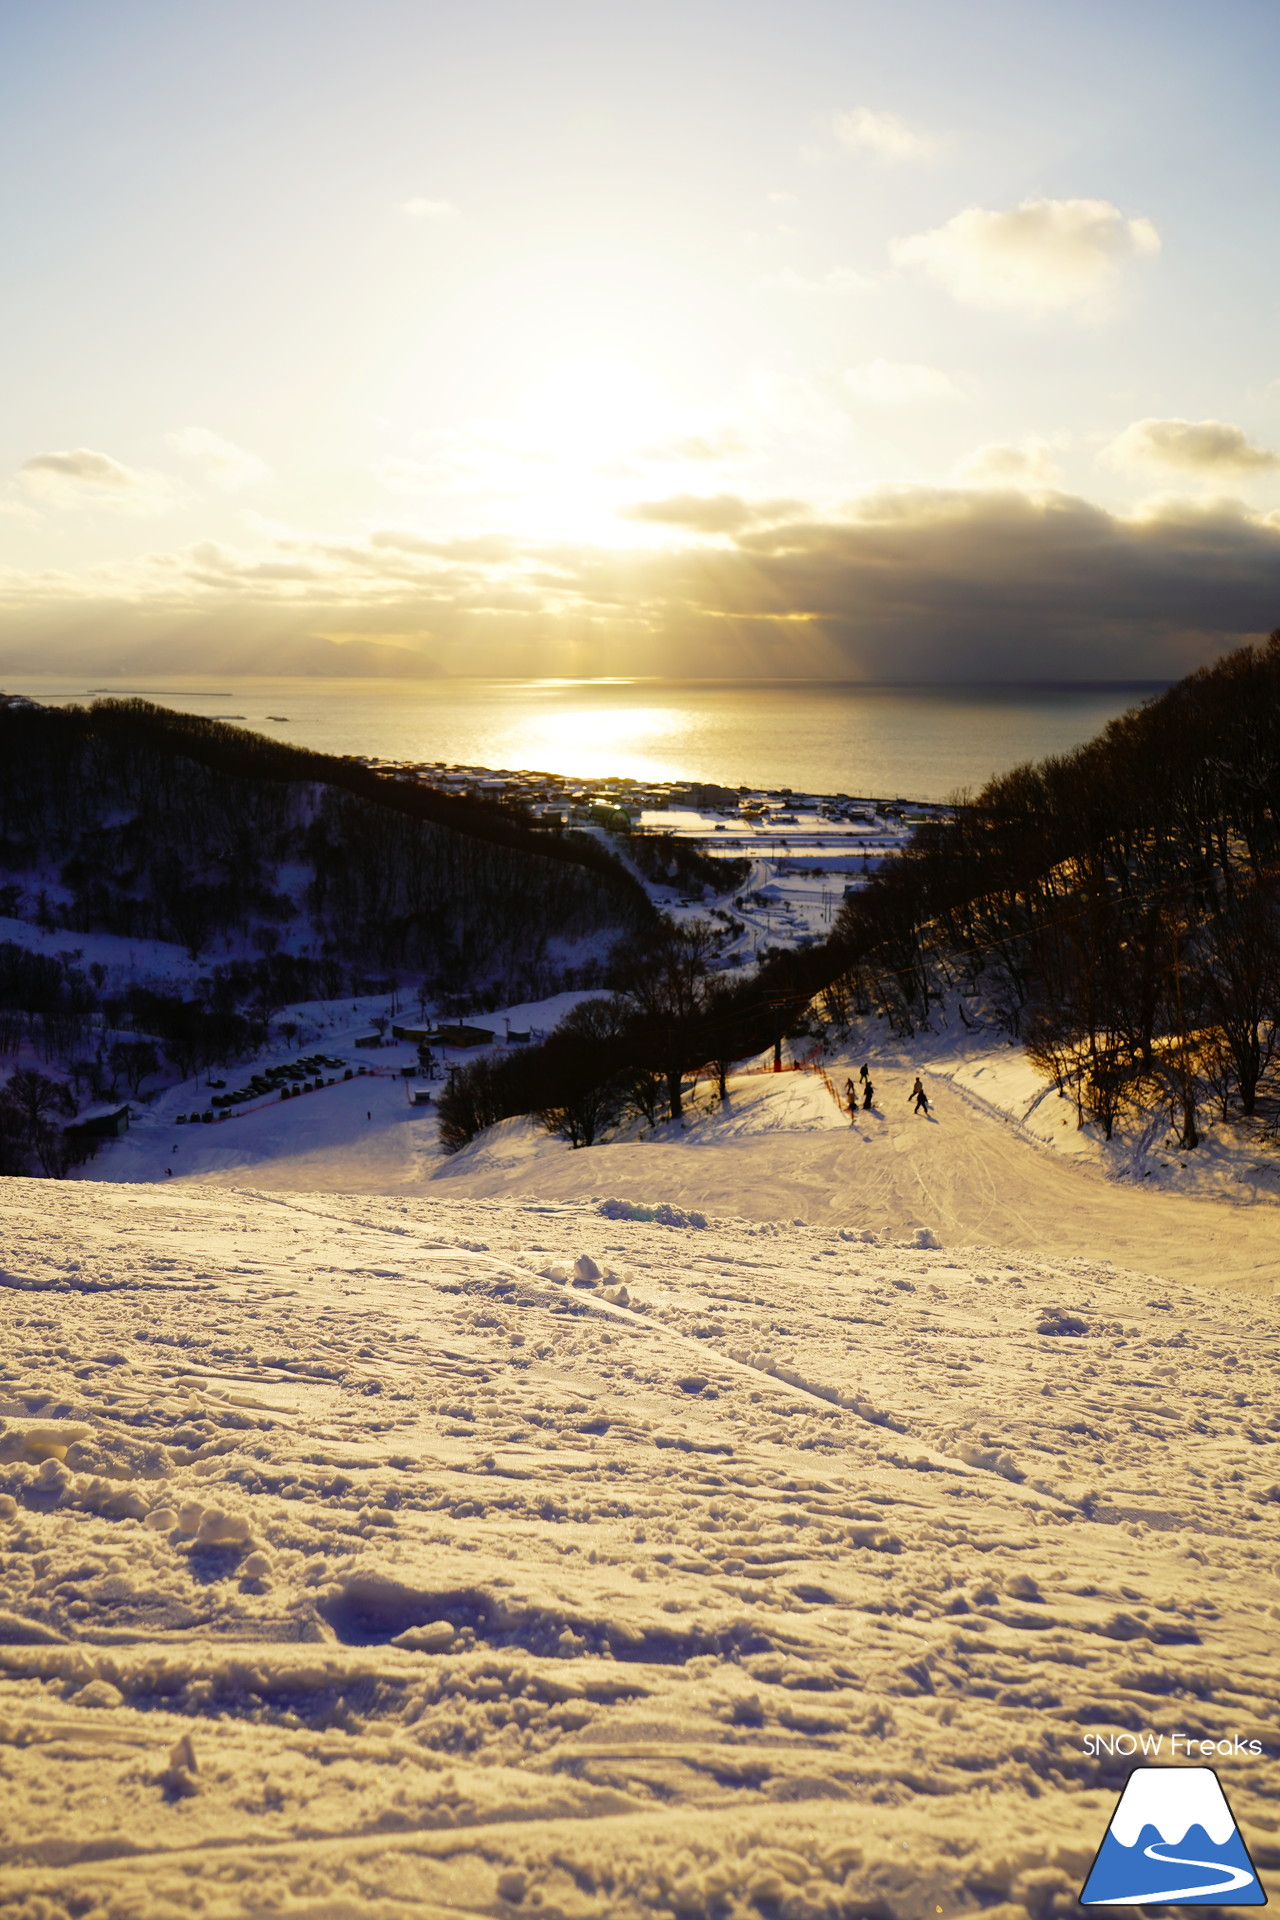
[2,1067,76,1136]
[0,1068,77,1177]
[109,1039,159,1097]
[615,920,718,1120]
[1198,877,1280,1117]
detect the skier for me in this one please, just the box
[910,1076,929,1115]
[844,1076,856,1112]
[862,1078,875,1110]
[858,1061,869,1084]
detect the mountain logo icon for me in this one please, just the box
[1081,1767,1266,1906]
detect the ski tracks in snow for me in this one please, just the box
[0,1178,1278,1918]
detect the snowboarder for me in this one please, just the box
[862,1079,875,1110]
[910,1076,929,1115]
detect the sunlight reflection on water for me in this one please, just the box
[499,702,696,782]
[9,677,1166,801]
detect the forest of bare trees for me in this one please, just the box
[0,698,651,993]
[438,918,821,1152]
[0,698,656,1174]
[825,632,1280,1145]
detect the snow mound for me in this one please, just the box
[597,1197,708,1229]
[1037,1308,1089,1337]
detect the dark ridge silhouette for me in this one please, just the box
[825,630,1280,1142]
[0,698,652,985]
[0,697,653,891]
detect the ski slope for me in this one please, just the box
[101,1044,1280,1296]
[9,1030,1280,1915]
[436,1064,1280,1296]
[1,1174,1278,1918]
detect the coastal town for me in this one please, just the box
[358,755,945,948]
[360,753,948,838]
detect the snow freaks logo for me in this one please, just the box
[1080,1767,1266,1906]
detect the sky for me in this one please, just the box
[3,0,1280,683]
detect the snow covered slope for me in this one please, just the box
[92,1064,444,1192]
[931,1047,1280,1206]
[435,1063,1280,1295]
[1,1176,1278,1917]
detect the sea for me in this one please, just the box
[2,677,1168,805]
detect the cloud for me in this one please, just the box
[401,197,459,220]
[1104,417,1280,476]
[20,449,136,491]
[600,423,756,480]
[167,427,271,490]
[843,359,963,405]
[615,486,1280,678]
[16,448,173,512]
[5,484,1280,684]
[617,493,803,535]
[834,107,934,162]
[892,196,1160,316]
[955,439,1063,487]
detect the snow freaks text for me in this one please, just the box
[1082,1734,1263,1758]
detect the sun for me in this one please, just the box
[519,353,667,463]
[456,351,677,541]
[408,346,684,541]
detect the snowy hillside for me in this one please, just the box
[1,1174,1279,1917]
[0,697,652,1014]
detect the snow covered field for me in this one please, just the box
[636,805,900,956]
[2,1168,1280,1918]
[74,991,599,1194]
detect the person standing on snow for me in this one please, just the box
[862,1078,875,1110]
[844,1076,856,1112]
[858,1061,869,1084]
[910,1076,929,1115]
